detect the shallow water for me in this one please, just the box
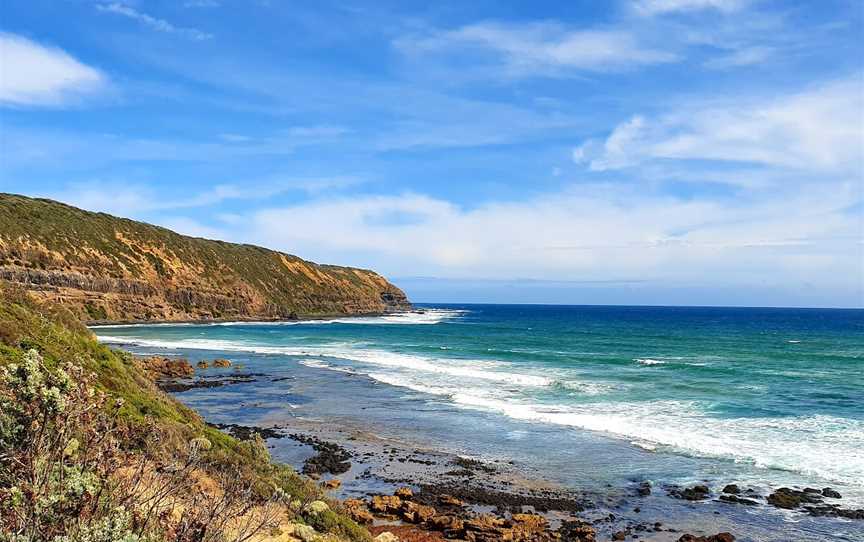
[95,304,864,541]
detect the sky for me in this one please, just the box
[0,0,862,308]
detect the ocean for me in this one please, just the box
[94,304,864,540]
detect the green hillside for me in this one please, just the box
[0,283,368,541]
[0,193,409,322]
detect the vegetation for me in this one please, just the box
[0,283,370,542]
[0,193,409,322]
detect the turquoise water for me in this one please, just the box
[94,305,864,519]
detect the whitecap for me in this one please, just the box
[635,358,666,365]
[92,309,464,330]
[555,379,620,396]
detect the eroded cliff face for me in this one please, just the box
[0,194,410,322]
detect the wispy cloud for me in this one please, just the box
[287,125,351,138]
[96,3,213,41]
[183,0,220,7]
[42,176,364,217]
[395,22,678,76]
[574,75,864,174]
[703,46,775,69]
[158,180,860,302]
[632,0,748,16]
[0,33,106,107]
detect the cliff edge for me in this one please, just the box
[0,193,410,322]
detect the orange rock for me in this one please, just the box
[138,356,194,379]
[438,494,464,507]
[427,515,465,533]
[511,514,547,530]
[321,478,341,490]
[401,502,437,524]
[343,499,374,524]
[370,495,403,514]
[395,486,415,499]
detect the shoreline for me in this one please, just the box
[87,308,419,327]
[126,346,864,542]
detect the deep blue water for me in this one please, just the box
[94,304,864,540]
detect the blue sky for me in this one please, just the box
[1,0,862,307]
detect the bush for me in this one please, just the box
[0,288,371,542]
[0,349,135,541]
[0,350,285,542]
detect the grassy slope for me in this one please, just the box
[0,283,369,541]
[0,193,408,321]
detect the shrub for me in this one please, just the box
[0,349,285,542]
[0,349,133,541]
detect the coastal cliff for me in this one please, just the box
[0,193,410,323]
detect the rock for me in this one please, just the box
[670,485,710,501]
[213,358,232,367]
[139,356,194,379]
[293,524,318,542]
[343,499,374,524]
[307,500,329,515]
[438,494,464,507]
[464,514,506,534]
[427,515,465,533]
[510,513,547,533]
[636,481,651,497]
[395,486,415,499]
[835,508,864,520]
[677,533,735,542]
[321,478,341,490]
[721,484,740,494]
[510,513,548,541]
[196,360,209,369]
[558,519,596,542]
[374,533,399,542]
[401,501,437,524]
[370,495,403,515]
[802,503,864,520]
[612,531,627,541]
[822,487,842,499]
[718,494,759,506]
[290,434,352,476]
[767,487,823,509]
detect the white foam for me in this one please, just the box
[96,334,552,388]
[96,330,864,490]
[635,358,666,365]
[92,309,464,330]
[555,379,621,395]
[299,359,356,374]
[443,396,864,487]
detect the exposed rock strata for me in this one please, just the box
[0,193,410,322]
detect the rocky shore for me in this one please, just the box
[137,355,863,542]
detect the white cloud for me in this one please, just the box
[288,125,351,138]
[42,176,364,217]
[574,76,864,174]
[395,22,677,75]
[219,133,252,142]
[704,46,774,69]
[0,33,106,106]
[184,0,220,7]
[96,3,213,41]
[633,0,748,16]
[181,181,861,301]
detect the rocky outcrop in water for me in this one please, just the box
[0,193,410,322]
